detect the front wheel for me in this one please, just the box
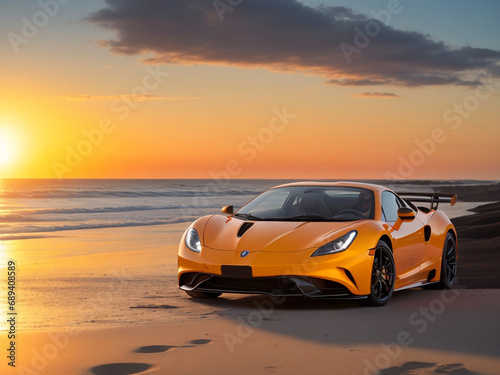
[363,241,395,306]
[185,290,222,299]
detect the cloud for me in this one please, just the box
[86,0,500,88]
[352,92,399,98]
[62,94,206,102]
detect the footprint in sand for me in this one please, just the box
[380,361,480,375]
[129,304,178,309]
[188,339,212,345]
[90,339,212,374]
[134,339,212,353]
[90,362,152,375]
[134,345,175,353]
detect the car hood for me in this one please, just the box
[202,214,356,252]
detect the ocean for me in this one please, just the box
[0,179,494,240]
[0,179,278,240]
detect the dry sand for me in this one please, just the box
[1,188,500,374]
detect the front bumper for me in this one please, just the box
[179,271,367,299]
[178,242,375,296]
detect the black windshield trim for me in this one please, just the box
[232,216,362,223]
[233,213,263,221]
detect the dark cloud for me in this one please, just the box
[87,0,500,87]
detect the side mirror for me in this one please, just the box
[398,207,415,221]
[450,194,457,207]
[221,205,233,214]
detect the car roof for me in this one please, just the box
[271,181,390,194]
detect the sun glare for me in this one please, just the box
[0,141,10,166]
[0,128,16,168]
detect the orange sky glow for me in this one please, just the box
[1,0,499,180]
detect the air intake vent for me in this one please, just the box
[237,222,254,238]
[424,225,431,242]
[427,269,436,281]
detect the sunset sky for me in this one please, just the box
[1,0,499,179]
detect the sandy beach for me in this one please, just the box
[12,289,500,375]
[1,182,500,374]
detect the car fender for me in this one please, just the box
[335,220,393,295]
[424,210,458,282]
[178,215,214,279]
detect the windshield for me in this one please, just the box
[235,186,375,221]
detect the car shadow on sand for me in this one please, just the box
[184,286,499,366]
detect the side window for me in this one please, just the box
[381,191,402,222]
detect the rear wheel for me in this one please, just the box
[436,233,457,289]
[363,241,395,306]
[185,290,222,299]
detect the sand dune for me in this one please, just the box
[452,201,500,288]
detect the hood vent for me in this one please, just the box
[237,222,254,238]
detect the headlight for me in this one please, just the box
[185,228,201,252]
[311,230,357,257]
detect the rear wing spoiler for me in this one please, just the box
[396,192,457,210]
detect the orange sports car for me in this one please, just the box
[178,182,458,306]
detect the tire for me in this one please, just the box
[363,241,395,306]
[436,233,457,289]
[185,290,222,299]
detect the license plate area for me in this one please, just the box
[221,265,253,278]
